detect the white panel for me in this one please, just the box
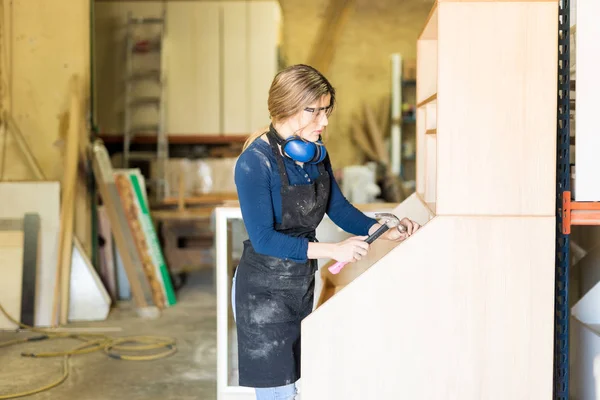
[68,240,111,322]
[248,2,281,131]
[0,183,60,327]
[222,2,250,134]
[571,320,600,400]
[574,0,600,200]
[166,1,220,134]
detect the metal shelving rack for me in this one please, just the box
[124,9,168,202]
[555,0,600,397]
[554,1,571,398]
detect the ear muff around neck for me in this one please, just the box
[281,137,327,164]
[267,125,327,164]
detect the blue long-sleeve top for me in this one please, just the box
[234,137,378,263]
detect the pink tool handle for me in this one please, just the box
[328,261,349,275]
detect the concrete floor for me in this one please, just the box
[0,269,218,400]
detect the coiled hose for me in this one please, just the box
[0,301,177,399]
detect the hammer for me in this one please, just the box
[328,213,404,275]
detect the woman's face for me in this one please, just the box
[285,93,332,142]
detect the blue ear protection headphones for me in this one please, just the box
[267,125,328,164]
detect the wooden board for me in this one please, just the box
[114,169,176,307]
[436,1,557,216]
[222,1,249,134]
[165,1,220,134]
[0,182,60,327]
[302,216,555,400]
[247,1,281,132]
[91,141,156,312]
[316,193,434,308]
[97,206,118,301]
[416,40,437,103]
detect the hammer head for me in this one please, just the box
[374,212,406,232]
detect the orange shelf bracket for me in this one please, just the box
[562,190,600,234]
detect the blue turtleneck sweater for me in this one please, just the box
[234,138,378,263]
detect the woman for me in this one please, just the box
[232,64,420,399]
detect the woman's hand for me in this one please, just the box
[330,236,370,263]
[370,218,421,242]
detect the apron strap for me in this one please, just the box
[266,128,291,187]
[317,159,326,175]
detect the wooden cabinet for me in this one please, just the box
[301,2,558,399]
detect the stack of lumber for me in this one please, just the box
[91,140,176,316]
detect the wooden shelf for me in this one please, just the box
[96,134,249,145]
[562,190,600,233]
[417,93,437,108]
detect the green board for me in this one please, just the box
[128,172,177,306]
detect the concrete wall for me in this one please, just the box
[0,0,92,254]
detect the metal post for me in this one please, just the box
[554,0,571,398]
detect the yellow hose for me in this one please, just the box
[0,301,177,399]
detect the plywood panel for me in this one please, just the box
[436,2,557,216]
[317,193,435,302]
[222,2,249,135]
[302,216,555,400]
[166,1,220,134]
[574,0,600,201]
[248,1,281,131]
[0,182,60,327]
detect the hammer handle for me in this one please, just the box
[328,224,391,275]
[365,223,390,244]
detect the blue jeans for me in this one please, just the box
[232,268,298,400]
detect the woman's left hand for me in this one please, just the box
[371,218,421,242]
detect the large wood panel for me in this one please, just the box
[222,2,249,135]
[436,1,557,216]
[316,193,434,307]
[302,216,555,400]
[247,1,281,132]
[165,1,221,135]
[301,2,558,398]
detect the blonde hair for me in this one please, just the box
[243,64,336,151]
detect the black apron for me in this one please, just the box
[234,128,331,388]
